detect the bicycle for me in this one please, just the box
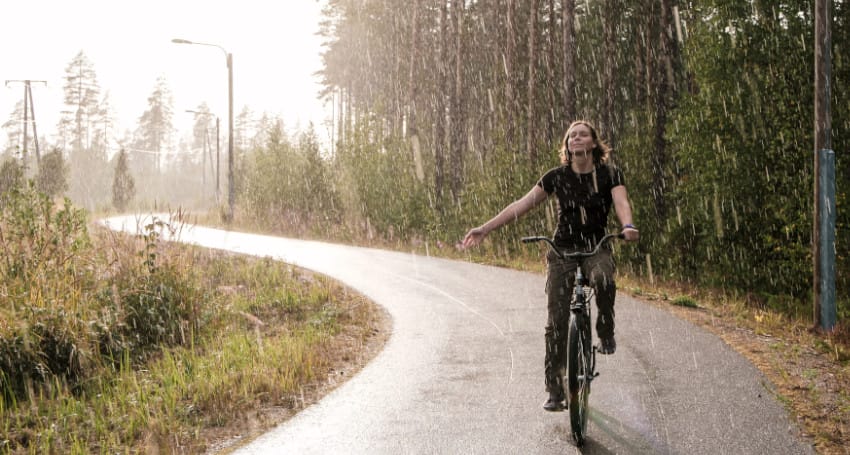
[521,232,624,447]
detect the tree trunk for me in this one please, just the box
[407,4,424,182]
[546,0,557,141]
[634,3,647,106]
[652,0,675,220]
[435,0,448,205]
[602,0,617,147]
[526,0,539,162]
[406,5,419,139]
[562,0,576,125]
[505,0,517,148]
[450,0,465,202]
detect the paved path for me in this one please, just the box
[103,216,814,454]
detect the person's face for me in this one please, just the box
[567,124,596,161]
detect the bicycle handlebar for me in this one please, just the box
[521,232,624,260]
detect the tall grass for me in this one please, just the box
[1,184,381,453]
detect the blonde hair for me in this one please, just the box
[558,120,610,165]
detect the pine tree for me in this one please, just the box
[59,51,102,152]
[35,148,68,197]
[112,148,135,211]
[0,159,23,195]
[2,101,25,158]
[135,76,175,175]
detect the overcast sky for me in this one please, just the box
[1,0,329,150]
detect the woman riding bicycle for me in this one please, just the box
[461,120,639,412]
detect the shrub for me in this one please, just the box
[0,192,204,403]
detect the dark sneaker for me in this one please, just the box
[543,392,565,412]
[598,336,616,355]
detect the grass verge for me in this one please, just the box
[1,211,389,453]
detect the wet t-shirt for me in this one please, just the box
[537,164,625,249]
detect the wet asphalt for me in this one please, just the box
[103,216,815,455]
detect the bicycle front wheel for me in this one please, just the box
[567,313,592,446]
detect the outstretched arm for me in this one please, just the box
[461,185,549,249]
[612,185,639,241]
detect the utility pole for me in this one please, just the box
[4,80,47,169]
[813,0,835,331]
[172,38,235,221]
[215,116,221,205]
[202,126,209,191]
[226,52,234,221]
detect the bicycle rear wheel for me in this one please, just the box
[567,313,592,446]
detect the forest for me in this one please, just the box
[279,0,848,309]
[2,0,847,312]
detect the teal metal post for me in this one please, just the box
[818,149,836,330]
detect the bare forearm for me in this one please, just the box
[614,200,633,227]
[462,186,547,249]
[481,200,530,234]
[611,186,634,227]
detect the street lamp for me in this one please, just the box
[172,38,234,221]
[186,110,220,204]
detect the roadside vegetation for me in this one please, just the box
[0,185,386,453]
[2,2,848,453]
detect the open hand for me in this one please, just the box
[461,227,487,250]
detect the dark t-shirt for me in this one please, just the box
[537,164,625,249]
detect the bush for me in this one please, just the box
[0,189,204,403]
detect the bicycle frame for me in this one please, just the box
[521,232,623,446]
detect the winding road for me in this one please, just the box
[103,216,813,454]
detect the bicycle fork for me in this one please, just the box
[573,266,599,383]
[574,313,600,383]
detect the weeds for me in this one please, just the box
[671,295,699,308]
[0,188,380,452]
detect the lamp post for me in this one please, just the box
[186,110,220,204]
[172,38,234,221]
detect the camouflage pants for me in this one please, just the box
[544,246,616,394]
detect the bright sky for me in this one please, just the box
[0,0,330,150]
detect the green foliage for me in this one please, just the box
[35,148,68,197]
[334,120,432,240]
[96,218,204,360]
[0,182,89,284]
[0,197,204,405]
[105,263,201,355]
[0,183,91,398]
[0,159,23,194]
[241,122,343,236]
[306,0,848,317]
[111,148,135,211]
[671,296,699,308]
[660,0,816,297]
